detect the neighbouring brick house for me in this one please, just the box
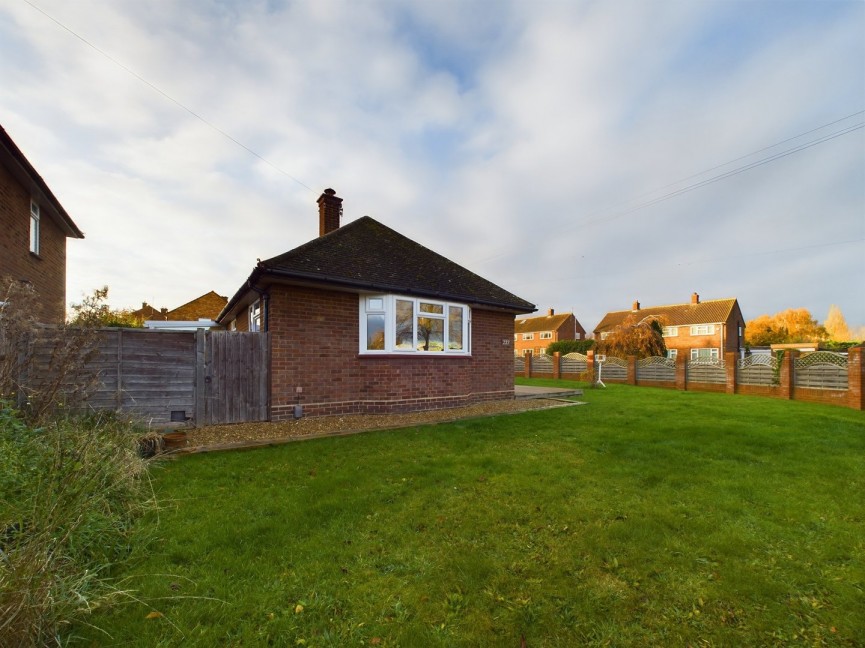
[133,291,228,326]
[594,293,745,360]
[0,124,84,322]
[514,309,586,357]
[163,290,227,321]
[217,188,535,419]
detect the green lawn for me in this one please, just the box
[73,382,864,647]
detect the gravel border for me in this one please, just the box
[167,397,584,455]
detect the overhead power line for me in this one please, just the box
[22,0,315,193]
[477,115,864,265]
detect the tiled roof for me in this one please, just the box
[0,124,84,239]
[165,291,227,321]
[222,216,534,318]
[514,312,584,334]
[594,298,739,332]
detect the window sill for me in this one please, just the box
[29,251,42,260]
[358,352,472,359]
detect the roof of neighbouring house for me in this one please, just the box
[130,302,166,321]
[594,298,739,332]
[514,312,585,334]
[165,291,228,321]
[0,124,84,239]
[219,216,535,321]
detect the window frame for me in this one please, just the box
[667,349,678,360]
[690,347,719,361]
[249,300,261,332]
[689,324,715,336]
[662,326,678,337]
[522,332,534,341]
[359,294,471,356]
[539,331,552,340]
[29,200,40,255]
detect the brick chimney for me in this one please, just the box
[691,292,700,305]
[632,300,640,311]
[548,308,555,316]
[318,188,343,236]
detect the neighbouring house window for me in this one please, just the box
[249,300,261,332]
[522,333,534,340]
[228,320,237,331]
[514,334,518,340]
[690,324,715,336]
[738,326,743,338]
[663,326,678,337]
[29,201,40,255]
[667,349,678,360]
[539,331,552,340]
[600,331,610,340]
[360,295,470,355]
[690,348,719,361]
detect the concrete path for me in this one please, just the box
[515,385,584,399]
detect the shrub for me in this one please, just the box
[0,278,99,424]
[0,404,153,646]
[544,339,595,355]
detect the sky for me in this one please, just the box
[1,0,863,334]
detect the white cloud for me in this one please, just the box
[0,0,861,331]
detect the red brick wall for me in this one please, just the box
[267,285,515,419]
[0,162,67,323]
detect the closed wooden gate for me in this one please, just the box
[195,331,269,425]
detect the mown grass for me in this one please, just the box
[71,383,864,647]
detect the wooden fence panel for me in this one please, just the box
[201,331,269,425]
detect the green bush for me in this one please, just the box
[0,404,154,646]
[544,338,595,355]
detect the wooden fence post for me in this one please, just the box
[553,352,561,380]
[587,349,595,384]
[524,352,531,378]
[194,329,207,425]
[627,356,637,385]
[115,328,123,411]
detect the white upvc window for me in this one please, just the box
[667,349,678,360]
[522,332,534,340]
[600,331,610,340]
[29,201,40,255]
[249,300,261,332]
[360,295,470,355]
[690,348,719,361]
[539,331,552,340]
[690,324,715,336]
[663,326,678,337]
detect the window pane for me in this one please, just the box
[419,302,443,315]
[448,306,463,350]
[367,297,384,311]
[417,317,444,352]
[395,299,413,350]
[366,314,385,350]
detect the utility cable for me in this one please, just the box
[22,0,315,193]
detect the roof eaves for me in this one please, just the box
[0,125,84,239]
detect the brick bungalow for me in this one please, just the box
[0,124,84,322]
[594,293,746,360]
[514,309,586,357]
[217,189,536,419]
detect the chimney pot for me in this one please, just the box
[632,300,640,311]
[318,188,343,236]
[691,292,700,305]
[548,308,554,316]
